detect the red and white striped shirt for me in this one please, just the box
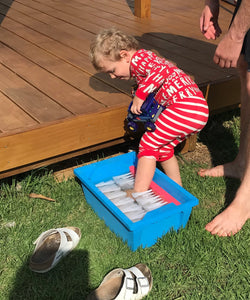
[130,49,204,107]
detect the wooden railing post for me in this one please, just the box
[134,0,151,18]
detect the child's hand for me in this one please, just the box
[130,96,144,115]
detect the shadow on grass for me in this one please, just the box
[199,108,241,208]
[9,249,90,300]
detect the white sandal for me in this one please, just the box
[87,263,153,300]
[29,227,81,273]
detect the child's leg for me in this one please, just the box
[160,155,182,186]
[133,156,156,193]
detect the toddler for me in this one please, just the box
[90,28,209,193]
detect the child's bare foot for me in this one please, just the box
[205,192,250,236]
[198,161,244,179]
[125,189,135,199]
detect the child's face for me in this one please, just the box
[99,52,131,80]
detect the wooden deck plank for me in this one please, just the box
[0,27,131,108]
[0,43,107,115]
[1,6,92,53]
[0,8,133,94]
[0,63,72,123]
[0,92,37,132]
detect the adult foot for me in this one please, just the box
[198,165,225,177]
[205,194,250,236]
[198,161,244,179]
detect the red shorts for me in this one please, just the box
[138,96,209,161]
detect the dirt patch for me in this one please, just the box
[181,142,212,167]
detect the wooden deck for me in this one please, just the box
[0,0,240,179]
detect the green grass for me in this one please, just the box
[0,109,249,300]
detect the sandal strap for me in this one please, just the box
[114,269,135,300]
[126,266,150,300]
[53,228,72,264]
[58,227,80,248]
[33,229,59,246]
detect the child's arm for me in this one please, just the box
[130,95,144,115]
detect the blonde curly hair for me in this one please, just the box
[89,28,139,70]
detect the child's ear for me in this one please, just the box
[120,50,130,62]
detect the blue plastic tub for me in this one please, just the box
[74,151,198,251]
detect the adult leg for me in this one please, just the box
[205,56,250,236]
[198,57,248,179]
